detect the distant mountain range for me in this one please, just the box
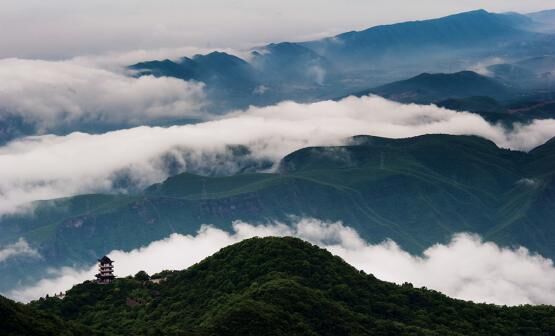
[2,9,555,144]
[129,52,262,111]
[2,8,555,297]
[302,9,532,67]
[346,70,554,122]
[487,55,555,90]
[436,94,555,123]
[2,134,555,294]
[528,9,555,32]
[2,9,555,334]
[127,9,555,113]
[2,237,551,335]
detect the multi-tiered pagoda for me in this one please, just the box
[95,256,115,284]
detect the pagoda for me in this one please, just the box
[95,255,115,284]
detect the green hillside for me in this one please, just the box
[0,295,89,336]
[1,134,555,293]
[30,237,555,336]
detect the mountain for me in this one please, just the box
[2,9,554,143]
[515,55,555,75]
[30,237,555,335]
[302,10,534,69]
[527,9,555,32]
[485,55,555,92]
[355,71,515,103]
[250,42,333,86]
[129,52,257,87]
[2,134,555,294]
[434,93,555,123]
[0,295,87,336]
[348,69,554,122]
[528,9,555,21]
[435,96,504,112]
[487,63,539,88]
[129,47,340,111]
[124,9,553,117]
[129,52,262,111]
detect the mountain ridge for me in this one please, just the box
[301,10,535,66]
[1,134,555,294]
[124,9,553,116]
[28,237,555,335]
[353,71,514,103]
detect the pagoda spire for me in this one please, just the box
[95,255,115,284]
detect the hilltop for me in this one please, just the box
[30,237,555,335]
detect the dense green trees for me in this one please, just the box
[0,295,89,336]
[29,237,555,336]
[134,271,151,282]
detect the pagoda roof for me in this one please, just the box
[98,255,114,263]
[95,274,115,279]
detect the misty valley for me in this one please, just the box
[2,4,555,336]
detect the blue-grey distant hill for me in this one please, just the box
[127,9,555,113]
[343,69,555,122]
[355,71,515,103]
[302,10,532,67]
[3,9,555,144]
[123,9,555,126]
[527,9,555,32]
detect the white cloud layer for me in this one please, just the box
[2,95,555,215]
[0,238,41,263]
[0,58,206,129]
[6,218,555,306]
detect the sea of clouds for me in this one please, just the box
[2,90,555,216]
[0,58,206,129]
[6,218,555,306]
[2,54,555,308]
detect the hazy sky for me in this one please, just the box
[1,0,553,59]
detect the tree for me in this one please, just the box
[134,271,150,282]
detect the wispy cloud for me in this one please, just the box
[0,238,41,263]
[2,95,555,216]
[469,57,505,76]
[6,218,555,306]
[0,58,206,131]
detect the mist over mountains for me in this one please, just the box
[11,237,554,335]
[2,6,555,331]
[128,9,555,112]
[2,9,555,144]
[3,133,555,301]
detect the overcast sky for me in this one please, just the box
[1,0,553,59]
